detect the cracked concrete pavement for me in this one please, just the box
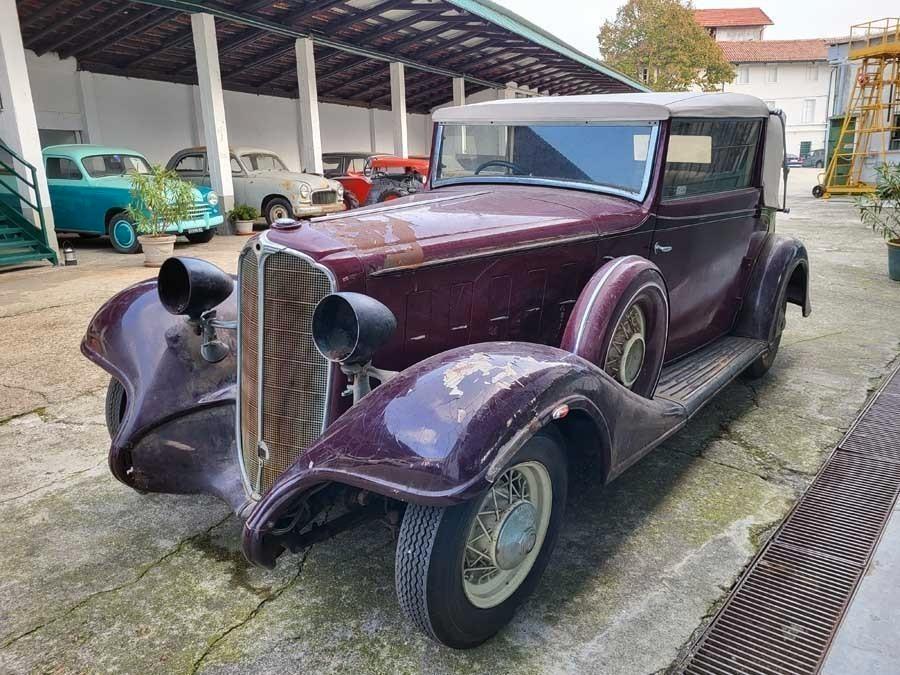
[1,169,898,674]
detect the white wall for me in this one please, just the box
[724,60,829,155]
[714,26,765,41]
[18,50,433,170]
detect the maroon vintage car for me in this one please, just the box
[83,92,809,648]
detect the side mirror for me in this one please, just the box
[158,257,234,320]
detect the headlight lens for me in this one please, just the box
[335,182,344,198]
[298,182,311,200]
[206,191,219,207]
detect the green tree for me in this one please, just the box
[598,0,735,91]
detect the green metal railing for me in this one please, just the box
[0,138,48,232]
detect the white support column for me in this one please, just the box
[189,85,205,146]
[76,71,102,144]
[295,37,323,174]
[0,0,59,257]
[191,12,234,211]
[368,108,377,153]
[452,77,466,106]
[390,61,408,158]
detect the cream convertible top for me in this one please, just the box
[432,92,771,124]
[433,92,785,209]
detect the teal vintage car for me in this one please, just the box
[42,145,223,253]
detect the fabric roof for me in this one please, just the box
[15,0,645,114]
[693,8,773,28]
[719,39,829,63]
[433,92,771,124]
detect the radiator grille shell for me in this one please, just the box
[237,241,334,497]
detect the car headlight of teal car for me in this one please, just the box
[206,191,219,207]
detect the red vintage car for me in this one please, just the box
[335,155,430,208]
[83,92,808,648]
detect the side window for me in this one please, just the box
[46,156,82,180]
[349,157,367,172]
[174,154,205,172]
[230,156,244,174]
[662,118,762,199]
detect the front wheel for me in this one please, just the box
[744,300,786,379]
[104,378,127,438]
[108,212,141,254]
[812,184,825,198]
[264,197,293,225]
[185,228,215,244]
[395,430,567,648]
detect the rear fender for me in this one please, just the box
[81,279,244,510]
[242,342,684,567]
[734,234,811,342]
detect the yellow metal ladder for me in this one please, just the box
[818,18,900,198]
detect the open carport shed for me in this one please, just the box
[1,0,644,262]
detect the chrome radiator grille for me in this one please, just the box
[238,245,333,497]
[311,189,337,205]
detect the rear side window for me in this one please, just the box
[174,154,205,172]
[46,157,82,180]
[662,118,762,199]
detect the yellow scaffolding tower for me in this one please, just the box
[817,18,900,198]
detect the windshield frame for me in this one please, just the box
[430,121,659,202]
[81,153,151,178]
[240,152,288,172]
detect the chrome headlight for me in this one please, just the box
[206,191,219,207]
[335,182,344,198]
[298,182,311,200]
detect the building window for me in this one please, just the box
[662,118,763,199]
[766,65,778,83]
[806,63,819,81]
[737,66,750,84]
[802,99,816,124]
[640,67,650,84]
[890,114,900,150]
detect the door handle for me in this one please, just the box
[654,242,673,254]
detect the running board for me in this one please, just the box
[655,336,767,416]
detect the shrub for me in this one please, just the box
[127,165,195,238]
[857,163,900,243]
[229,203,260,221]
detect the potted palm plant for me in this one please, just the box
[128,165,195,267]
[229,203,259,235]
[857,163,900,281]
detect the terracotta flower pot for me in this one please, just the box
[138,234,176,268]
[888,240,900,282]
[235,219,255,236]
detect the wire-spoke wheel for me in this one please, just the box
[604,305,646,389]
[395,430,567,648]
[462,461,553,609]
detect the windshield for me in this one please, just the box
[241,153,287,171]
[82,154,150,177]
[434,122,657,199]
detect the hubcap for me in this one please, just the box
[113,220,134,248]
[605,305,646,389]
[270,204,289,220]
[462,461,552,609]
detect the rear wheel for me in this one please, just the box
[378,188,406,202]
[815,160,824,168]
[395,430,567,648]
[104,378,127,438]
[185,228,215,244]
[264,197,293,225]
[108,212,141,254]
[812,184,825,198]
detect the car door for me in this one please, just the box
[45,155,91,232]
[651,117,767,359]
[229,154,248,205]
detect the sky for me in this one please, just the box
[491,0,897,57]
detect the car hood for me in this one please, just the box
[247,170,334,190]
[265,184,647,274]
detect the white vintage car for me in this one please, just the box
[166,146,346,224]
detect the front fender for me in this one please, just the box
[81,279,244,510]
[243,342,684,567]
[734,234,811,342]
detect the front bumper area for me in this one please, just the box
[165,212,224,234]
[292,201,346,217]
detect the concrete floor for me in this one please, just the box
[0,169,898,674]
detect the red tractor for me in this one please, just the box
[335,156,430,209]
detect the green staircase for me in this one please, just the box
[0,138,57,267]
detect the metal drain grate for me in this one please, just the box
[679,365,900,675]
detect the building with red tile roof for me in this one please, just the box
[693,7,773,41]
[718,39,829,63]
